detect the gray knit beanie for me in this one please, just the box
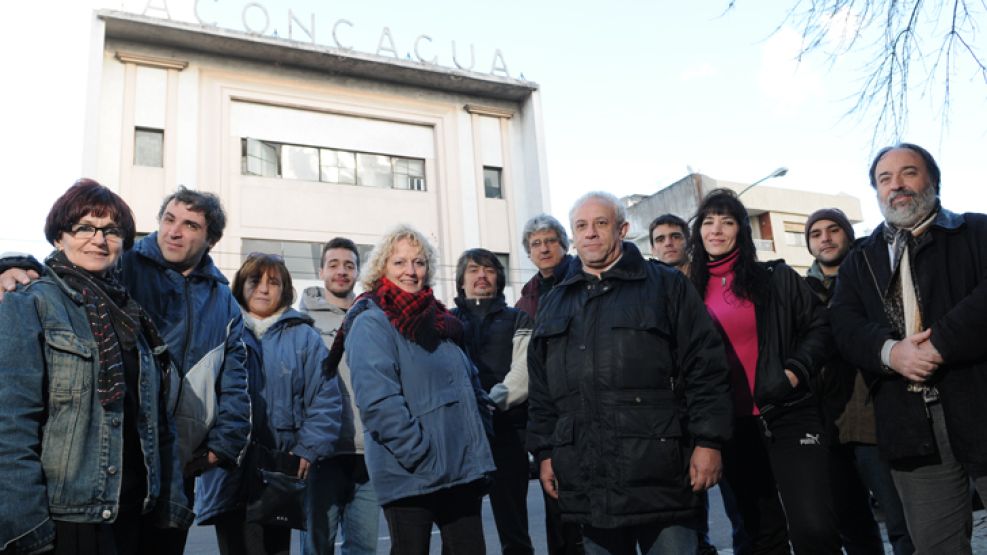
[804,208,854,252]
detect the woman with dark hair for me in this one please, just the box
[195,253,342,555]
[329,224,495,554]
[689,188,839,554]
[0,179,191,554]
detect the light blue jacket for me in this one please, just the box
[0,272,192,553]
[195,308,342,524]
[346,302,495,505]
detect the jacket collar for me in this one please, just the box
[453,295,507,315]
[559,241,647,287]
[134,232,228,284]
[242,306,313,337]
[300,285,349,315]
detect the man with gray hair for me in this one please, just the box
[516,213,581,554]
[527,191,732,553]
[831,143,987,553]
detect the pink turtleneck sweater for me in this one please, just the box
[704,250,760,416]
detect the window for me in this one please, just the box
[320,148,356,184]
[280,145,320,181]
[393,158,426,191]
[242,138,278,177]
[483,167,503,199]
[242,239,374,281]
[134,128,164,167]
[241,137,426,192]
[783,222,806,247]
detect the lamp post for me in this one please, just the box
[737,166,788,196]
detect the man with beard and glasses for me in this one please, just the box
[805,209,912,555]
[299,237,379,555]
[830,143,987,554]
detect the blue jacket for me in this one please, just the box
[121,234,250,466]
[345,301,495,505]
[195,308,342,524]
[0,272,192,553]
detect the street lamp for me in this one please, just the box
[737,167,788,196]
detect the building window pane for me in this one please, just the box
[357,153,392,188]
[393,156,427,191]
[784,231,806,247]
[135,128,164,167]
[484,167,503,199]
[243,138,279,177]
[320,148,357,185]
[281,145,320,181]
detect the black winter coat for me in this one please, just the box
[452,296,532,429]
[749,261,832,413]
[527,243,732,529]
[830,209,987,472]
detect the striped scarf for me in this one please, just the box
[46,251,142,406]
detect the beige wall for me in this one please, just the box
[92,31,547,303]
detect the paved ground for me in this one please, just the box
[184,481,987,553]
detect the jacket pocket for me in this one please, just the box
[534,316,573,397]
[614,404,685,487]
[44,330,93,393]
[609,308,674,389]
[550,416,581,492]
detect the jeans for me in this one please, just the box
[382,481,486,555]
[723,402,841,555]
[890,401,987,555]
[581,523,697,555]
[302,455,379,555]
[851,444,913,555]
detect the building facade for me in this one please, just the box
[84,10,549,301]
[625,173,863,274]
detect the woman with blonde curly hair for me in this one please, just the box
[326,224,495,554]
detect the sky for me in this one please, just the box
[2,0,985,261]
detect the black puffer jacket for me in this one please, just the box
[831,210,987,472]
[452,296,532,429]
[527,242,732,529]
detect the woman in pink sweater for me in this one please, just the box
[689,189,839,555]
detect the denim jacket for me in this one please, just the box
[0,272,192,554]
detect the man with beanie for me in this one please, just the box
[805,209,913,555]
[830,143,987,553]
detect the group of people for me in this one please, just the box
[0,141,985,555]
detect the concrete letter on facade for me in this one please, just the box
[194,0,217,26]
[490,49,509,78]
[452,41,475,71]
[376,27,399,58]
[332,19,354,50]
[288,10,316,43]
[242,2,270,35]
[414,35,438,65]
[141,0,171,19]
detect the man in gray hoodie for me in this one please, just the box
[299,237,378,555]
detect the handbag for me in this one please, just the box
[244,444,308,530]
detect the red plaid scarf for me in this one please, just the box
[326,278,463,375]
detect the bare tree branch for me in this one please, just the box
[729,0,986,144]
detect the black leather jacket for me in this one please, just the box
[527,242,732,528]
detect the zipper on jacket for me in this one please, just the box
[181,278,193,372]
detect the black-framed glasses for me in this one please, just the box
[69,223,125,242]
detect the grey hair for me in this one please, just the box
[360,224,438,291]
[521,213,570,254]
[569,191,626,228]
